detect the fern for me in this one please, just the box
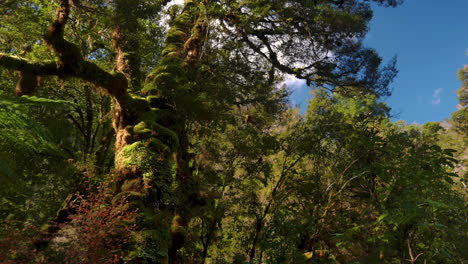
[0,100,67,156]
[0,97,77,224]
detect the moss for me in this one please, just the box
[171,215,186,235]
[119,135,175,200]
[140,110,159,122]
[113,191,145,202]
[120,141,153,168]
[166,29,187,43]
[142,82,157,94]
[170,225,186,241]
[138,208,158,227]
[148,108,173,123]
[161,43,180,57]
[40,223,54,233]
[146,137,170,153]
[159,56,183,67]
[121,51,138,62]
[110,71,128,89]
[151,123,179,151]
[133,121,152,136]
[127,229,171,264]
[121,178,143,192]
[145,97,168,109]
[152,72,173,82]
[132,111,179,151]
[172,214,183,225]
[140,147,173,193]
[112,191,145,210]
[128,96,150,114]
[132,121,178,153]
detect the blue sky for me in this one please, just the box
[289,0,468,124]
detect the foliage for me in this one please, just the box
[0,0,466,263]
[50,181,138,264]
[0,181,137,264]
[0,97,78,225]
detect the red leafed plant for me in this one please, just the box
[0,181,137,264]
[51,182,138,264]
[0,221,43,264]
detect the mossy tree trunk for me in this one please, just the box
[144,1,210,262]
[105,0,211,260]
[0,0,207,262]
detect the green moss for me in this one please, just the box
[133,121,152,136]
[146,137,170,153]
[152,72,173,82]
[142,82,156,94]
[127,229,170,264]
[119,135,175,199]
[113,191,145,201]
[165,51,178,57]
[170,215,186,236]
[112,191,145,210]
[134,111,179,151]
[132,115,179,152]
[150,109,173,123]
[151,123,179,151]
[170,224,186,238]
[122,51,137,61]
[138,208,158,227]
[141,107,159,117]
[128,96,150,113]
[159,56,183,67]
[145,97,165,108]
[121,178,143,192]
[161,43,180,56]
[120,141,152,168]
[167,29,187,43]
[110,71,128,86]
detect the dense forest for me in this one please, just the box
[0,0,466,263]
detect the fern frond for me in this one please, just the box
[0,105,63,156]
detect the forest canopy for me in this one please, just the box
[0,0,466,263]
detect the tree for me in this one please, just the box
[0,0,400,263]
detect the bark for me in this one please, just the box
[1,1,171,263]
[0,0,210,262]
[112,0,142,90]
[143,1,210,262]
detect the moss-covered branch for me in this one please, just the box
[0,52,130,105]
[40,0,131,106]
[0,0,133,107]
[0,54,59,75]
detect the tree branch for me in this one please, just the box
[0,53,130,105]
[0,54,59,75]
[40,0,130,105]
[0,0,131,105]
